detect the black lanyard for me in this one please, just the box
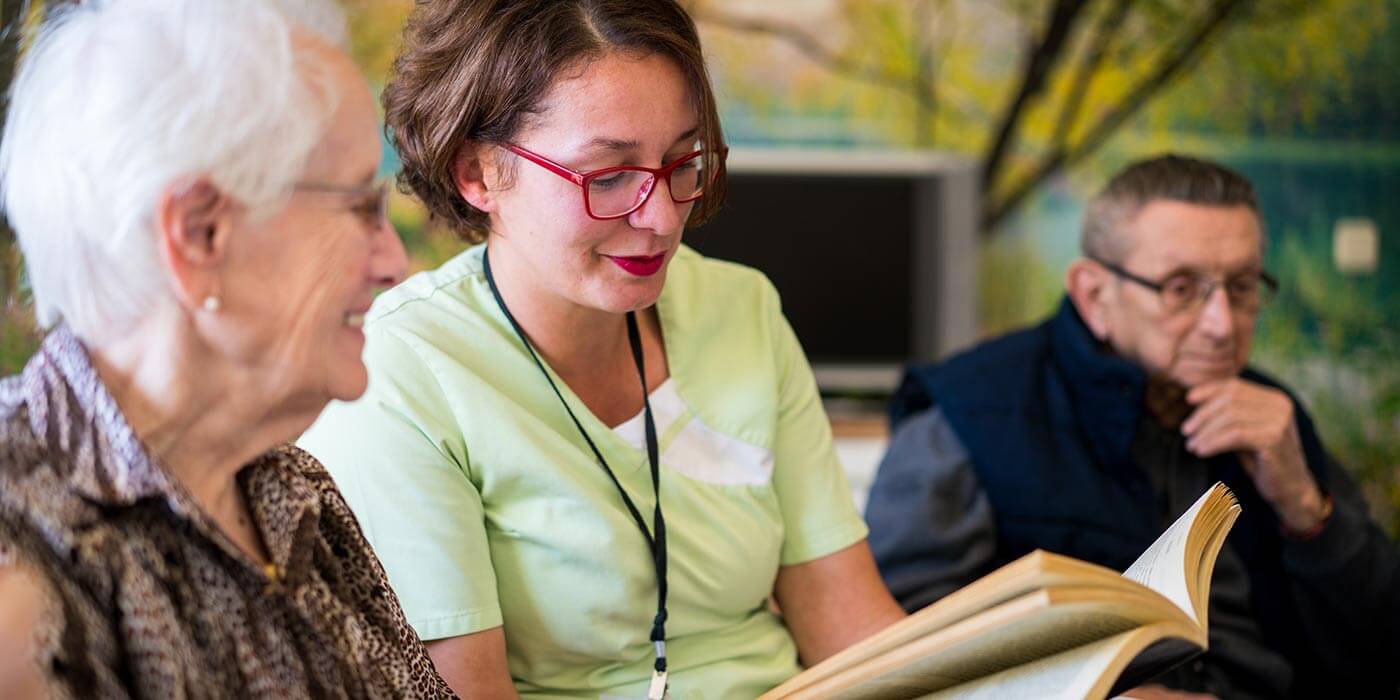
[483,249,670,698]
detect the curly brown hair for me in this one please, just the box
[383,0,727,243]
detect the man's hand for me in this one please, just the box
[1114,684,1218,699]
[1182,378,1327,532]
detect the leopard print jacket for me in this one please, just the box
[0,326,456,698]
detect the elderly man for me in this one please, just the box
[866,155,1399,699]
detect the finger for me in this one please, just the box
[1187,420,1252,458]
[1182,394,1234,436]
[1185,415,1235,455]
[1186,379,1231,405]
[1191,426,1265,458]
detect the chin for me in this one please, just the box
[1172,366,1240,389]
[586,279,666,314]
[326,361,370,402]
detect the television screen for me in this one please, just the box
[684,149,979,393]
[688,174,915,365]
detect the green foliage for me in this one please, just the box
[977,231,1062,337]
[0,301,37,375]
[1152,0,1390,135]
[342,0,412,87]
[1249,229,1400,534]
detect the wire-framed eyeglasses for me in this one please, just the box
[1089,255,1279,315]
[294,179,391,227]
[507,144,727,220]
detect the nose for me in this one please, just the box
[626,176,683,235]
[371,218,409,288]
[1194,284,1235,340]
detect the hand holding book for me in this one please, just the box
[761,483,1241,700]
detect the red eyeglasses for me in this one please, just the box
[506,144,726,220]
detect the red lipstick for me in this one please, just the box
[605,253,666,277]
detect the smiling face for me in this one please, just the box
[214,40,407,404]
[477,50,701,316]
[1089,200,1264,388]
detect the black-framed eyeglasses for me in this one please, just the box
[294,179,391,227]
[1088,255,1279,315]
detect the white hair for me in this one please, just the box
[0,0,351,340]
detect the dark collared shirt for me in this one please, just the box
[0,326,454,698]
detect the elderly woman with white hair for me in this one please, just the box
[0,0,453,696]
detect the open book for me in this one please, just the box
[762,482,1241,700]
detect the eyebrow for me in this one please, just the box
[581,127,701,154]
[1157,263,1263,279]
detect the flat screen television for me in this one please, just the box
[686,148,980,395]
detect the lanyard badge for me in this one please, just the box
[485,249,671,695]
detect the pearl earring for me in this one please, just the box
[202,295,221,313]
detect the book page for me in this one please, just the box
[1120,486,1217,622]
[780,589,1187,700]
[917,631,1139,700]
[761,552,1135,698]
[845,608,1144,699]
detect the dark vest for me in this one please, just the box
[890,298,1337,694]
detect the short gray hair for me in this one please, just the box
[1081,154,1260,262]
[0,0,349,340]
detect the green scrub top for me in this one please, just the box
[299,244,866,698]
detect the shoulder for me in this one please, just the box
[664,245,781,317]
[933,321,1054,389]
[0,384,83,532]
[0,392,45,484]
[255,445,372,535]
[660,246,787,366]
[353,245,507,391]
[0,368,45,462]
[941,321,1053,377]
[891,318,1054,426]
[367,244,487,327]
[362,244,501,366]
[883,407,971,472]
[0,374,27,419]
[262,444,334,484]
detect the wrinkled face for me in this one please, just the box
[1097,200,1264,388]
[484,51,701,314]
[215,43,406,404]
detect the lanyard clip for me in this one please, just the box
[647,640,668,699]
[647,669,668,700]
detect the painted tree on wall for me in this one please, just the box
[691,0,1385,234]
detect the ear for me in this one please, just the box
[1065,258,1114,341]
[155,178,235,310]
[452,143,499,214]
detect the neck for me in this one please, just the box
[486,241,640,378]
[1143,375,1191,429]
[85,312,323,519]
